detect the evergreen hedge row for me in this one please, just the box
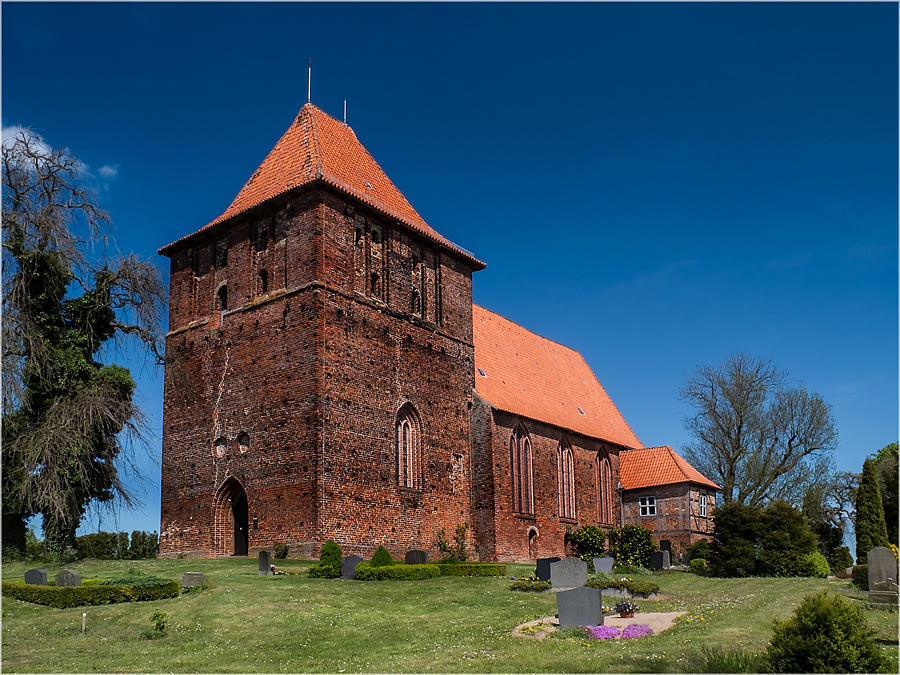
[437,563,506,577]
[354,563,441,581]
[584,578,660,596]
[2,579,179,608]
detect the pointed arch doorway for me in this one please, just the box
[215,477,249,556]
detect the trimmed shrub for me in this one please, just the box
[829,546,853,574]
[690,558,708,572]
[565,525,608,568]
[851,564,868,590]
[273,542,289,559]
[370,545,394,567]
[805,551,831,578]
[510,579,551,592]
[757,501,819,577]
[710,501,762,577]
[2,578,179,608]
[437,523,470,562]
[75,531,118,559]
[764,590,890,673]
[607,525,657,568]
[686,539,712,562]
[437,563,506,577]
[584,578,660,596]
[354,563,441,581]
[308,540,342,578]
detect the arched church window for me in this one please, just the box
[396,403,422,490]
[557,441,575,520]
[510,425,534,515]
[598,455,613,524]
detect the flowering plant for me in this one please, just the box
[583,623,653,640]
[615,600,639,613]
[620,624,653,639]
[585,625,621,640]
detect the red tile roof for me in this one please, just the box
[472,305,642,449]
[159,104,484,268]
[620,446,721,491]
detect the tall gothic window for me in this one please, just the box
[557,442,575,520]
[510,425,533,515]
[598,455,612,524]
[396,404,422,490]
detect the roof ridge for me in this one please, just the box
[305,103,324,179]
[473,304,584,356]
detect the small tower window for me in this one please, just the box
[258,270,269,294]
[370,272,380,296]
[238,432,250,454]
[214,437,227,458]
[217,285,228,312]
[411,290,421,316]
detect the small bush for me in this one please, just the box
[354,563,441,581]
[690,558,708,572]
[584,578,660,596]
[510,579,551,592]
[150,611,168,632]
[308,540,343,578]
[607,525,657,569]
[851,564,869,590]
[686,539,712,562]
[805,551,831,578]
[75,531,119,559]
[371,545,394,567]
[764,590,890,673]
[828,546,853,574]
[273,543,289,559]
[438,563,506,577]
[565,525,608,568]
[437,523,470,562]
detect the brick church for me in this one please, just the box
[158,103,718,562]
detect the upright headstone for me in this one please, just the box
[535,557,561,581]
[405,550,428,565]
[550,556,588,589]
[55,569,81,587]
[258,550,272,575]
[867,547,900,605]
[650,550,670,570]
[557,586,604,627]
[181,572,206,588]
[593,557,615,574]
[341,554,363,580]
[24,569,47,585]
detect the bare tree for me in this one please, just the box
[680,353,838,507]
[2,128,166,557]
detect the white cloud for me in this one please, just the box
[98,164,120,179]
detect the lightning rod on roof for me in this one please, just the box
[344,100,347,124]
[307,58,312,104]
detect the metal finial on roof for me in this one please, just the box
[307,58,312,104]
[344,100,347,125]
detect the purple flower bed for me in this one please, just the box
[584,623,654,640]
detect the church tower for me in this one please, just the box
[158,104,485,557]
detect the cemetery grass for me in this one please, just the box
[1,559,897,673]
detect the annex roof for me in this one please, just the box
[159,104,484,268]
[619,445,721,491]
[472,305,642,449]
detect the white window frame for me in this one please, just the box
[639,496,657,517]
[699,494,708,517]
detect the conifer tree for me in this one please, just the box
[855,458,889,561]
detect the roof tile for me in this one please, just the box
[619,445,721,491]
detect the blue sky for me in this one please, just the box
[3,2,897,537]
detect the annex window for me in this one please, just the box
[509,425,534,515]
[699,494,708,518]
[598,455,613,525]
[396,403,422,490]
[557,442,575,520]
[639,496,656,517]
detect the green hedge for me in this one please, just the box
[438,563,506,577]
[584,578,660,596]
[2,579,179,608]
[354,563,441,581]
[510,579,551,592]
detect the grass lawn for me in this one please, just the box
[2,558,897,673]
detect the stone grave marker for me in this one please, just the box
[650,550,670,570]
[181,572,206,588]
[867,547,899,606]
[258,550,272,575]
[557,586,604,627]
[593,556,615,574]
[55,569,81,587]
[405,549,428,565]
[341,555,363,580]
[550,556,588,590]
[535,557,561,581]
[24,569,47,585]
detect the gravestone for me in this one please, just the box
[650,550,670,570]
[405,550,428,565]
[341,555,363,580]
[557,586,604,627]
[181,572,206,588]
[550,556,588,589]
[593,557,615,574]
[258,550,272,575]
[867,547,899,606]
[24,569,47,585]
[55,569,81,587]
[535,557,561,581]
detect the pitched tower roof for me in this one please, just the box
[619,445,721,491]
[472,305,642,449]
[160,104,484,268]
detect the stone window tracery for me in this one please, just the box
[557,442,575,520]
[598,455,613,524]
[510,425,534,515]
[396,403,422,490]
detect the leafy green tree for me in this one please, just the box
[681,353,837,507]
[2,129,165,559]
[855,458,889,561]
[757,500,819,577]
[872,442,898,545]
[565,525,608,567]
[709,501,762,577]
